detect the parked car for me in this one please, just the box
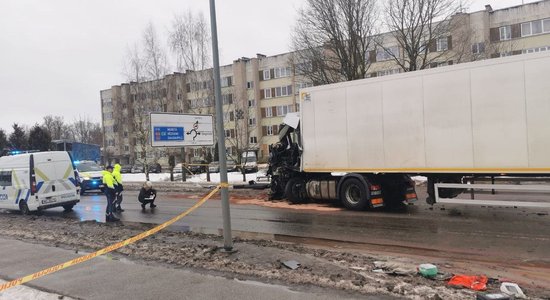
[131,164,144,173]
[148,163,162,173]
[189,159,207,174]
[173,163,183,173]
[242,156,258,173]
[226,159,238,172]
[120,165,133,173]
[208,161,220,173]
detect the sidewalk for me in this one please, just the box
[0,237,385,300]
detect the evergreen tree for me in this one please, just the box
[28,124,52,151]
[8,123,27,150]
[0,129,8,156]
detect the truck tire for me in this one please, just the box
[63,204,76,211]
[19,201,30,215]
[340,178,370,210]
[285,178,308,204]
[270,176,285,199]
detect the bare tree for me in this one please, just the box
[380,0,467,72]
[168,10,211,72]
[292,0,378,84]
[168,13,213,167]
[42,115,67,140]
[72,116,102,145]
[122,23,171,180]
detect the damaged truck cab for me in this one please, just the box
[268,113,417,210]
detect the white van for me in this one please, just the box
[241,151,258,173]
[0,151,80,214]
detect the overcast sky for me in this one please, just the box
[0,0,539,134]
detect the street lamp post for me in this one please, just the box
[209,0,233,251]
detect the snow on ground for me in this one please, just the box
[0,279,73,300]
[122,171,264,184]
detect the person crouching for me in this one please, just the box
[138,181,157,210]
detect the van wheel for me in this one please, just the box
[19,202,30,215]
[340,178,370,210]
[63,204,75,211]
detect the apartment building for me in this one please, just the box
[101,0,550,165]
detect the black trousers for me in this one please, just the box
[104,189,115,215]
[139,199,155,206]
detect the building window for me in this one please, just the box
[248,118,256,126]
[221,76,233,87]
[246,81,254,89]
[103,112,113,120]
[250,136,257,144]
[436,37,448,52]
[265,107,273,117]
[222,93,233,105]
[274,67,291,78]
[522,46,550,54]
[377,69,401,77]
[522,19,548,37]
[274,85,292,97]
[124,146,129,151]
[266,126,273,135]
[276,105,293,117]
[248,99,256,107]
[263,70,271,80]
[123,131,128,137]
[264,88,272,99]
[225,129,235,138]
[472,42,485,54]
[499,25,511,41]
[376,46,398,61]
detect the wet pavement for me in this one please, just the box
[31,185,550,288]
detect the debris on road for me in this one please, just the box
[373,260,417,276]
[500,282,527,299]
[281,260,301,270]
[418,263,438,278]
[448,274,488,291]
[476,293,511,300]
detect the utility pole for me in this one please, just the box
[209,0,233,251]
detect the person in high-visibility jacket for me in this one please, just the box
[102,165,119,222]
[112,164,124,212]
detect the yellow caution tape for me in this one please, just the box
[0,185,222,292]
[219,182,231,188]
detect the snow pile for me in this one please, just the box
[122,171,260,184]
[0,279,73,300]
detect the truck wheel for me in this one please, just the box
[19,201,30,215]
[63,204,75,211]
[270,176,285,199]
[340,178,370,210]
[285,178,308,204]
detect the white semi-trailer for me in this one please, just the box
[268,51,550,210]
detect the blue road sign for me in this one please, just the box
[153,127,185,141]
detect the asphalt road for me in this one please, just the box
[36,185,550,288]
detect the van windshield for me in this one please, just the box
[77,162,102,172]
[244,157,256,163]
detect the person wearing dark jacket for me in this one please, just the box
[138,181,157,210]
